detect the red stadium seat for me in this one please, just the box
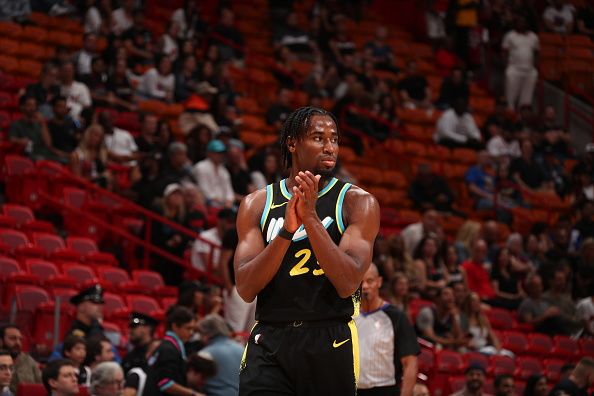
[543,359,565,382]
[551,336,580,359]
[160,297,177,311]
[485,308,514,330]
[96,266,142,291]
[61,263,97,286]
[418,348,435,374]
[435,350,465,374]
[515,356,543,380]
[501,331,528,355]
[132,270,178,297]
[0,256,22,279]
[103,292,128,317]
[126,295,162,315]
[66,236,118,266]
[464,352,489,371]
[489,355,515,376]
[526,333,554,357]
[14,284,50,312]
[33,233,81,262]
[3,204,55,234]
[450,376,467,394]
[580,338,594,358]
[25,258,60,281]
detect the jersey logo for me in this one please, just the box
[332,338,350,348]
[270,202,288,210]
[266,216,334,243]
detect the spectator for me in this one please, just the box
[74,33,98,77]
[416,287,465,349]
[524,375,548,396]
[62,335,90,386]
[177,280,213,321]
[461,239,496,301]
[98,111,138,166]
[111,0,134,36]
[549,358,594,396]
[490,248,523,310]
[560,364,576,382]
[397,60,432,109]
[84,0,112,35]
[143,306,199,396]
[274,12,316,55]
[66,284,105,340]
[465,151,497,211]
[183,184,208,234]
[157,22,180,61]
[518,274,564,335]
[386,234,416,285]
[414,383,431,396]
[328,17,357,64]
[157,142,197,191]
[22,62,60,118]
[536,106,571,158]
[250,152,282,190]
[449,364,491,396]
[175,56,199,102]
[494,374,515,396]
[541,147,570,197]
[152,183,192,285]
[414,236,447,299]
[542,269,582,336]
[443,243,465,285]
[59,61,92,122]
[226,142,253,201]
[266,88,293,131]
[186,353,217,394]
[576,290,594,337]
[47,95,79,163]
[196,314,244,396]
[436,67,469,109]
[121,312,159,383]
[364,26,397,71]
[502,16,539,110]
[453,281,470,311]
[122,10,154,72]
[211,8,244,61]
[8,95,53,161]
[576,2,594,38]
[449,0,481,65]
[390,272,412,317]
[455,221,482,263]
[0,350,13,396]
[461,292,513,357]
[0,325,41,393]
[90,361,124,396]
[426,2,447,46]
[543,0,575,34]
[510,140,552,192]
[487,127,521,164]
[193,140,235,208]
[409,162,455,212]
[356,264,420,396]
[138,56,175,102]
[70,124,111,188]
[191,208,236,273]
[171,0,207,40]
[134,113,159,154]
[106,59,137,111]
[84,335,114,370]
[434,98,481,149]
[401,209,441,255]
[484,99,515,140]
[42,359,79,396]
[81,57,110,107]
[435,37,461,77]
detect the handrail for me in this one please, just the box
[37,190,223,285]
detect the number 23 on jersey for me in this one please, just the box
[289,248,325,277]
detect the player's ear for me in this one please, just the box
[287,136,296,153]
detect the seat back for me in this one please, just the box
[15,285,50,311]
[66,236,98,255]
[62,263,96,285]
[103,292,127,317]
[0,228,29,249]
[126,295,160,315]
[97,266,130,286]
[3,204,34,225]
[132,270,164,289]
[0,256,21,278]
[26,259,60,281]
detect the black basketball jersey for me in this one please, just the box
[256,177,361,322]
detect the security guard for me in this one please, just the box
[66,284,105,339]
[123,312,160,396]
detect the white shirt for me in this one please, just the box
[191,227,221,271]
[160,34,178,60]
[434,109,481,144]
[84,6,102,34]
[543,5,575,33]
[61,81,92,121]
[192,158,235,204]
[75,50,94,76]
[104,127,138,165]
[138,68,174,100]
[171,8,195,39]
[111,8,133,36]
[576,297,594,335]
[401,222,424,255]
[502,30,539,70]
[487,136,521,159]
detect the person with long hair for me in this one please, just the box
[390,272,411,318]
[523,375,548,396]
[70,124,111,189]
[490,247,524,310]
[414,235,447,299]
[250,152,282,190]
[455,220,482,262]
[461,292,514,357]
[386,234,417,288]
[442,242,466,286]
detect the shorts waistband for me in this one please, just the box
[259,318,351,328]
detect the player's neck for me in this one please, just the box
[361,296,384,313]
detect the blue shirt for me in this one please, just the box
[202,336,244,396]
[465,165,493,193]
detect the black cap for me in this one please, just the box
[465,362,487,375]
[129,311,159,328]
[179,280,211,295]
[70,284,104,305]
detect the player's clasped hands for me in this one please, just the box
[293,171,321,220]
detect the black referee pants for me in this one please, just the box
[358,385,400,396]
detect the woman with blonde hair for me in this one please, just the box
[70,124,111,188]
[390,272,411,317]
[455,220,482,262]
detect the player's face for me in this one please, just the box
[294,115,339,179]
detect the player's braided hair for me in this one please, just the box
[279,106,339,170]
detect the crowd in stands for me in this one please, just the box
[1,0,594,395]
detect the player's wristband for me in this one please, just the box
[278,226,294,240]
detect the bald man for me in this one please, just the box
[355,263,420,396]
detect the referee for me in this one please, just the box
[355,263,420,396]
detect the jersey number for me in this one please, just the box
[289,249,325,277]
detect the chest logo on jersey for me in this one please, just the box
[266,216,334,243]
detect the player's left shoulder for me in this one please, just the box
[343,184,380,214]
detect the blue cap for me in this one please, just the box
[207,139,226,153]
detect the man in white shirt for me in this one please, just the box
[59,61,92,122]
[576,294,594,337]
[434,98,481,149]
[502,17,539,110]
[98,111,138,166]
[486,127,521,164]
[543,0,575,34]
[74,33,98,77]
[192,139,234,208]
[401,209,441,255]
[111,0,134,36]
[191,208,236,272]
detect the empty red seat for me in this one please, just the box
[485,308,514,330]
[0,256,22,279]
[160,297,177,310]
[435,350,465,374]
[489,355,515,376]
[96,266,142,291]
[551,336,580,359]
[543,358,565,382]
[580,338,594,358]
[62,263,97,286]
[126,295,161,315]
[132,269,177,297]
[418,348,434,374]
[515,356,543,380]
[33,233,81,262]
[1,204,54,234]
[526,333,554,356]
[25,258,60,281]
[14,284,50,312]
[502,331,528,355]
[103,292,128,317]
[0,228,45,260]
[3,155,36,204]
[66,236,118,266]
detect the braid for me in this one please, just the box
[279,106,339,169]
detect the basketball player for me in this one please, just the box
[234,107,380,395]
